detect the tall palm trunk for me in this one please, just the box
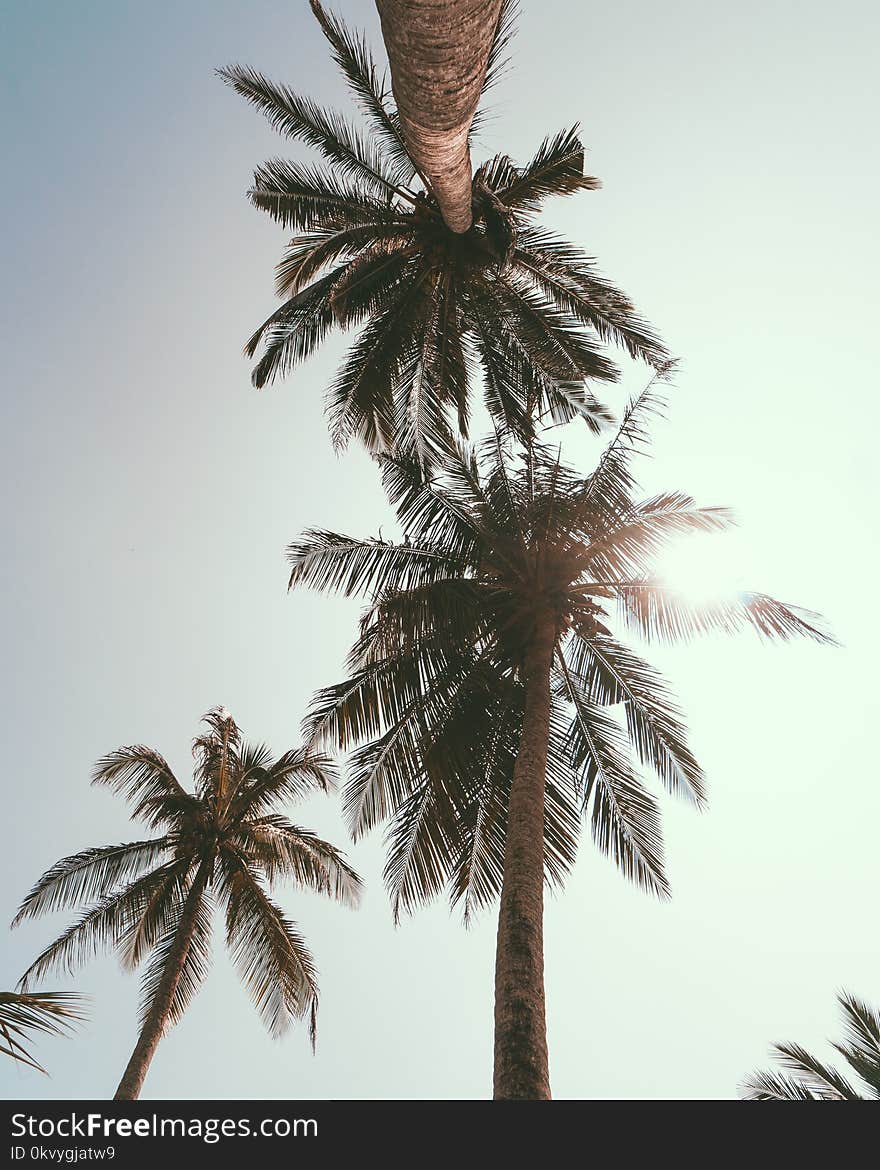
[375,0,504,233]
[493,612,555,1099]
[114,864,209,1100]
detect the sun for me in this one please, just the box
[654,535,747,605]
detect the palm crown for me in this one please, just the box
[13,709,361,1051]
[219,1,668,466]
[741,991,880,1100]
[287,385,834,920]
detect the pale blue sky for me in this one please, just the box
[1,0,878,1100]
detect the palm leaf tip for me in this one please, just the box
[740,990,880,1101]
[0,990,88,1074]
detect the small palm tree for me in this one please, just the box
[219,1,667,465]
[741,992,880,1100]
[0,990,86,1075]
[13,708,361,1100]
[287,384,833,1098]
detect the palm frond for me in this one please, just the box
[469,0,519,139]
[218,65,405,199]
[137,888,213,1030]
[238,815,361,907]
[308,1,416,185]
[324,267,433,453]
[739,1068,822,1101]
[275,224,413,298]
[91,748,194,829]
[287,530,455,599]
[12,839,171,927]
[220,853,319,1044]
[833,991,880,1096]
[616,582,837,646]
[557,657,669,898]
[771,1041,861,1100]
[248,158,395,231]
[567,633,706,806]
[228,750,337,830]
[491,126,601,211]
[247,269,341,388]
[582,494,735,581]
[0,991,87,1074]
[17,863,184,989]
[514,227,669,366]
[577,375,669,524]
[115,860,194,973]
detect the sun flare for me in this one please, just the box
[654,537,747,606]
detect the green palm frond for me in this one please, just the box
[0,991,87,1074]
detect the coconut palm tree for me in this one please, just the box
[0,990,86,1075]
[374,0,508,232]
[12,707,361,1100]
[219,1,667,466]
[741,991,880,1101]
[286,384,834,1099]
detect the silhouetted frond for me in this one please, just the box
[12,840,171,927]
[220,855,319,1045]
[309,0,415,185]
[218,66,404,197]
[0,991,87,1074]
[740,990,879,1101]
[138,884,213,1029]
[617,582,837,646]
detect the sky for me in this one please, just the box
[1,0,878,1101]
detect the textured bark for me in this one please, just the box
[375,0,504,233]
[113,865,209,1100]
[493,612,555,1100]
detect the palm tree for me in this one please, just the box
[286,384,834,1099]
[741,991,880,1101]
[374,0,509,232]
[0,990,86,1075]
[219,1,667,466]
[12,707,361,1100]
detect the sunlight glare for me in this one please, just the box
[654,536,747,605]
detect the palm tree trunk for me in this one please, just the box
[113,864,209,1100]
[375,0,504,233]
[493,612,555,1099]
